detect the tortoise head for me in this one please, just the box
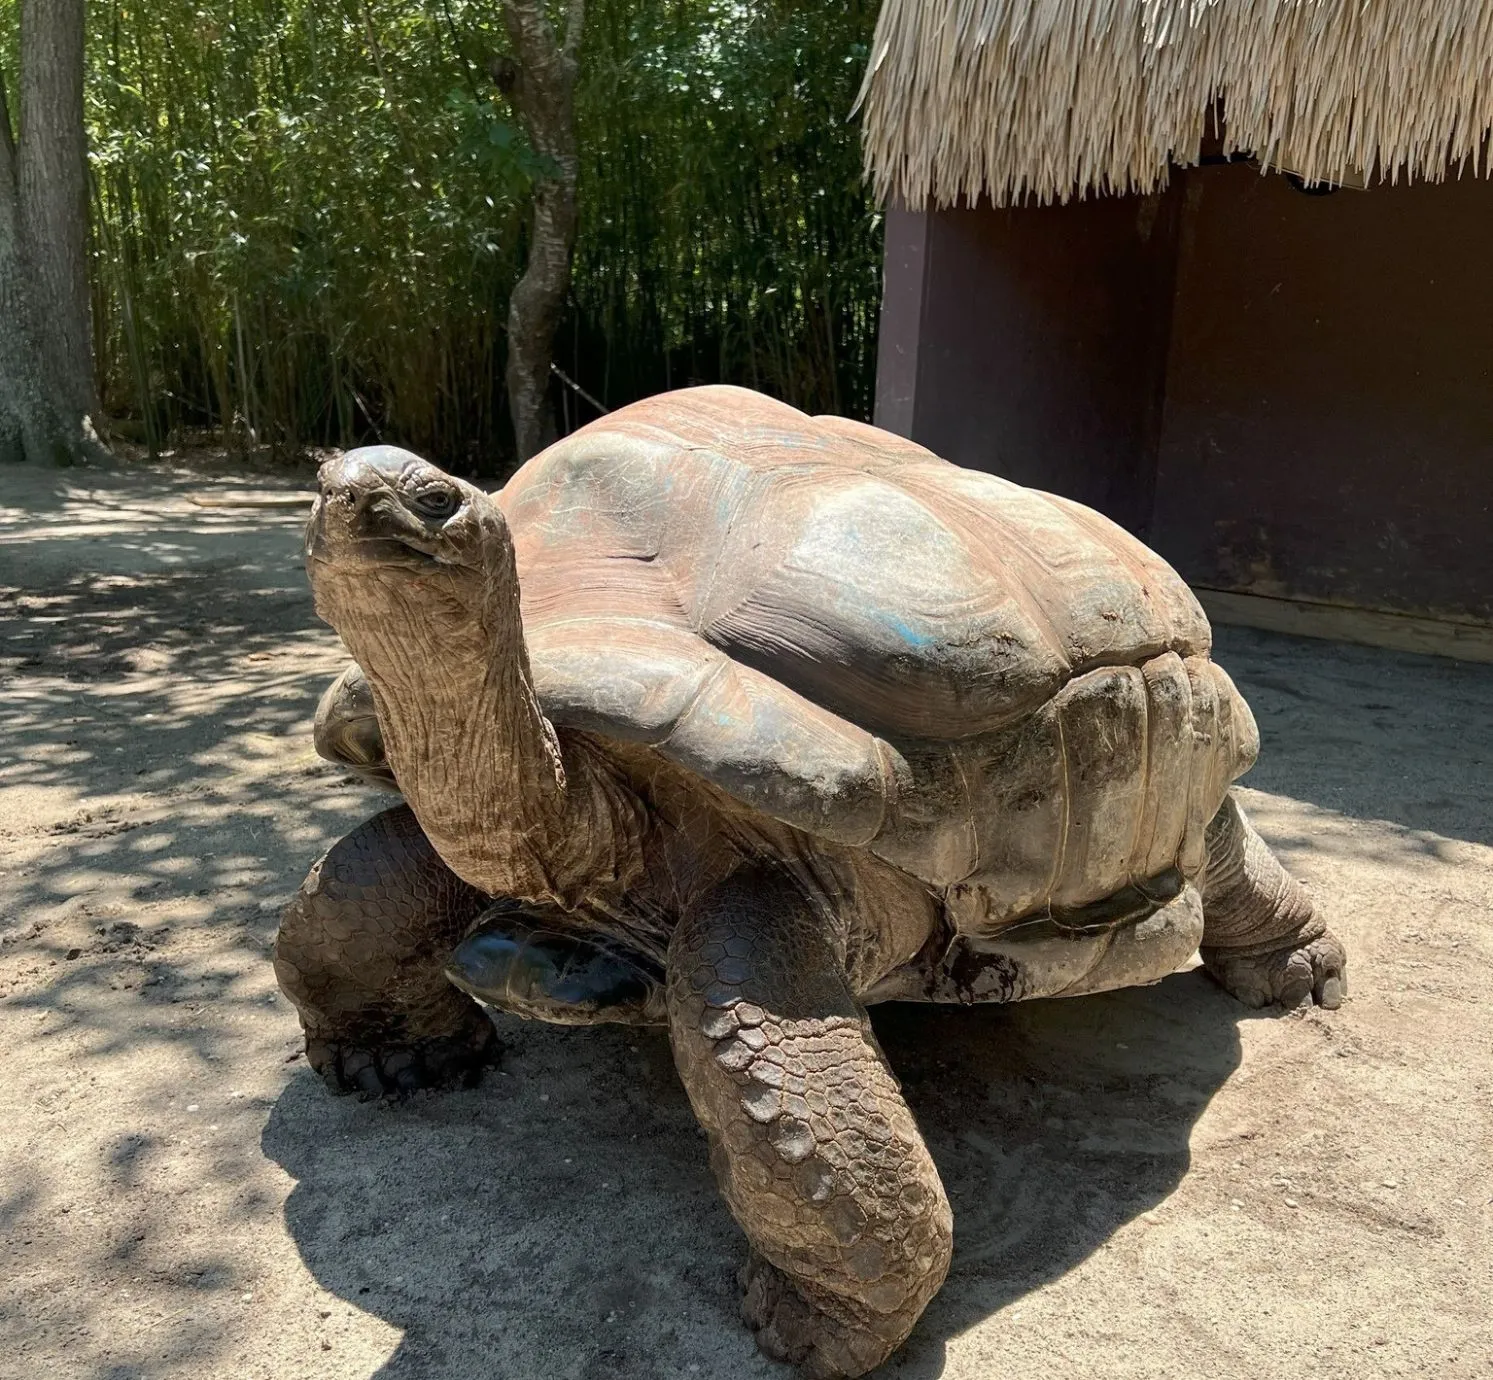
[304,449,582,904]
[306,446,506,581]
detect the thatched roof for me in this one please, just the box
[857,0,1493,208]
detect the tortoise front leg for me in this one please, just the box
[667,869,952,1378]
[274,805,498,1095]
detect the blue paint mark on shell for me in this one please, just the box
[883,614,935,649]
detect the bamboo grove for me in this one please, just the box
[0,0,883,473]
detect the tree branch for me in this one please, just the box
[357,0,391,102]
[494,0,584,464]
[438,0,484,99]
[0,62,16,203]
[562,0,585,59]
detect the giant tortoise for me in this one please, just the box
[275,385,1346,1377]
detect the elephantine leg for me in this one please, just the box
[1200,792,1347,1010]
[667,869,952,1379]
[274,805,498,1095]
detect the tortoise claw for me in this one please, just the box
[305,1022,501,1099]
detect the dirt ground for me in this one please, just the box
[1,451,1489,1380]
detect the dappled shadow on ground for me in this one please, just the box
[263,969,1247,1379]
[0,459,380,1377]
[0,460,365,1061]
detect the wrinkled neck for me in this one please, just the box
[329,563,586,903]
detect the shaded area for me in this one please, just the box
[263,972,1244,1378]
[881,166,1493,624]
[263,1020,760,1379]
[1213,624,1493,848]
[0,456,380,1378]
[879,971,1244,1375]
[0,459,362,1065]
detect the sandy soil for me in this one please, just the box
[1,452,1489,1380]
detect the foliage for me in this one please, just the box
[83,1,534,468]
[7,0,882,472]
[572,0,882,426]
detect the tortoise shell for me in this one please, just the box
[504,387,1256,934]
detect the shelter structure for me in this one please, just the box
[861,0,1493,655]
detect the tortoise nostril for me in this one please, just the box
[361,491,407,526]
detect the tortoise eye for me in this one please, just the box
[409,485,460,520]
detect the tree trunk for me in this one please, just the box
[21,0,93,416]
[0,66,67,465]
[0,0,97,465]
[495,0,583,467]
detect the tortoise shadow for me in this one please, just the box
[262,967,1245,1379]
[874,968,1244,1377]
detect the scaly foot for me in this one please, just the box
[1203,930,1347,1010]
[739,1251,900,1379]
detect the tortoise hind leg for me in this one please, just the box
[274,805,498,1095]
[1200,792,1347,1010]
[667,868,951,1378]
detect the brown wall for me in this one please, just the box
[878,166,1493,623]
[1152,164,1493,624]
[877,191,1183,534]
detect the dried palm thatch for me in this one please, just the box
[858,0,1493,208]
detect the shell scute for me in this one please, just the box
[512,388,1207,742]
